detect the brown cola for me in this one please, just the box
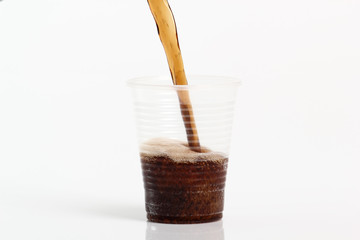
[140,139,228,224]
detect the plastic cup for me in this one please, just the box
[128,75,240,224]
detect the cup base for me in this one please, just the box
[147,213,223,224]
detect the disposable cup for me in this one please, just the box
[128,75,240,224]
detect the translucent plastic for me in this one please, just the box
[128,75,240,224]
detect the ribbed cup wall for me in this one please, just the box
[129,76,240,224]
[130,76,240,155]
[141,155,228,223]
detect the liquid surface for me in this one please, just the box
[141,138,226,162]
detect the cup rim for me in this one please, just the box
[127,75,241,89]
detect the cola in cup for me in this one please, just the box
[128,76,240,224]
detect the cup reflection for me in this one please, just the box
[146,220,224,240]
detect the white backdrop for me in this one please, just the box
[0,0,359,239]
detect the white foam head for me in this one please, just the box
[140,138,226,162]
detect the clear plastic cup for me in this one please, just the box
[128,75,240,224]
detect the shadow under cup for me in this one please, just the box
[128,76,240,224]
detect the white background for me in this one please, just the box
[1,0,359,239]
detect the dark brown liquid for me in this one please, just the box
[141,153,228,224]
[147,0,201,152]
